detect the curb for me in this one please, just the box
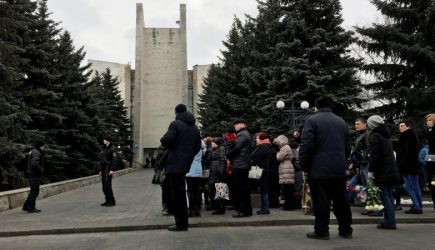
[0,168,136,212]
[1,217,435,237]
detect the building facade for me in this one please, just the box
[89,4,210,166]
[88,59,133,119]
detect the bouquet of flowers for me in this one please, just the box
[365,179,384,211]
[355,185,367,203]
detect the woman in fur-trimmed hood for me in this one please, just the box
[273,135,297,210]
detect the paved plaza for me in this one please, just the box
[1,224,435,250]
[1,168,435,249]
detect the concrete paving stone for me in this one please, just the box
[1,224,435,250]
[0,168,434,237]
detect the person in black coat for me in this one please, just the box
[160,104,201,231]
[299,97,352,240]
[226,119,253,218]
[208,139,227,214]
[22,142,45,213]
[425,113,435,210]
[367,115,401,230]
[99,137,117,207]
[251,132,275,215]
[396,121,422,214]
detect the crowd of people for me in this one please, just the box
[154,98,435,238]
[21,98,435,239]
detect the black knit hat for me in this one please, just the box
[314,96,333,109]
[175,103,187,114]
[35,141,45,148]
[232,118,246,125]
[102,136,112,142]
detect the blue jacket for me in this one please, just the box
[418,145,429,168]
[186,140,205,177]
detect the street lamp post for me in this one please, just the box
[276,100,310,131]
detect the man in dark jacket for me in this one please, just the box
[299,97,352,240]
[22,141,45,213]
[397,121,422,214]
[100,137,117,207]
[352,117,370,186]
[160,104,201,231]
[367,115,401,230]
[226,119,252,218]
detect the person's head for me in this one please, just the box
[174,103,187,114]
[292,130,301,138]
[367,115,384,130]
[103,136,112,146]
[354,117,367,132]
[273,135,289,148]
[35,141,45,151]
[426,113,435,128]
[255,132,268,144]
[233,119,247,132]
[398,121,411,133]
[314,96,333,111]
[204,136,213,146]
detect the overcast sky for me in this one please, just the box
[47,0,381,69]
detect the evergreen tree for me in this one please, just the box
[240,0,291,136]
[356,0,435,126]
[88,69,131,149]
[0,0,36,189]
[198,64,228,136]
[18,0,67,182]
[199,18,257,135]
[200,0,363,137]
[50,31,100,178]
[256,0,363,136]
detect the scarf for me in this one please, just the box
[257,138,271,145]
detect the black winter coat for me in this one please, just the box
[160,111,201,174]
[251,143,276,192]
[352,130,369,167]
[425,127,435,169]
[209,146,226,184]
[299,108,350,179]
[100,143,116,181]
[368,125,401,186]
[396,129,420,175]
[226,128,252,170]
[427,128,435,155]
[100,144,116,171]
[26,148,44,176]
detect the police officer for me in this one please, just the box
[100,137,116,206]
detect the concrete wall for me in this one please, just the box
[88,59,132,119]
[134,3,188,164]
[192,64,211,121]
[133,3,144,166]
[0,168,135,212]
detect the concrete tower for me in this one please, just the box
[132,3,188,165]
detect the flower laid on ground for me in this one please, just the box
[365,179,384,211]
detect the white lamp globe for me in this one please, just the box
[276,100,285,110]
[300,101,309,109]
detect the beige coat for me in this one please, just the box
[273,135,295,185]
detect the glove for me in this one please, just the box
[368,172,375,179]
